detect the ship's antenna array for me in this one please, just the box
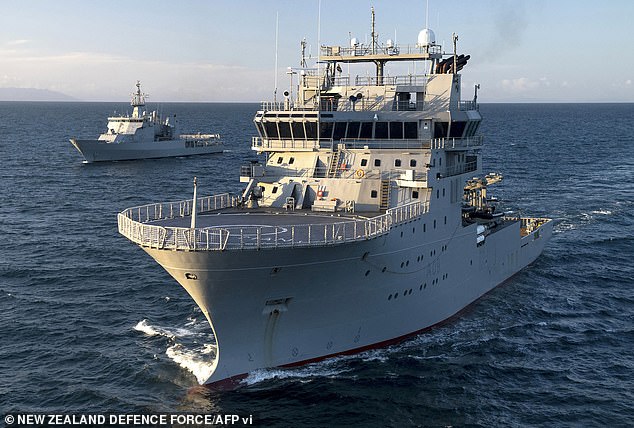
[274,12,279,102]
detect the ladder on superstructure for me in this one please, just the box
[327,150,341,178]
[380,179,391,210]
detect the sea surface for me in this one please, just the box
[1,102,633,427]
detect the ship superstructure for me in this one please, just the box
[70,81,223,163]
[118,11,552,387]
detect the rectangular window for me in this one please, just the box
[291,122,306,139]
[347,122,360,139]
[305,121,318,139]
[410,159,417,167]
[319,122,333,140]
[289,157,295,164]
[412,191,419,199]
[360,159,368,167]
[264,122,279,139]
[333,122,347,140]
[374,159,381,167]
[390,122,403,139]
[433,121,448,138]
[370,190,378,198]
[278,121,292,139]
[375,122,388,139]
[277,157,283,164]
[404,122,418,139]
[360,122,373,139]
[449,121,467,138]
[395,159,402,167]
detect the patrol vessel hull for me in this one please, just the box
[144,212,552,387]
[70,138,223,163]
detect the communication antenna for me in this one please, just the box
[300,38,307,68]
[426,0,429,29]
[371,6,377,54]
[317,0,321,115]
[274,12,279,102]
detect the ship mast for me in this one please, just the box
[131,81,147,118]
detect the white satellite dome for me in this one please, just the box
[350,37,359,47]
[386,39,394,48]
[417,28,436,46]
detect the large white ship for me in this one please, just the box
[118,12,552,388]
[70,82,223,163]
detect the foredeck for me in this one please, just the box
[118,193,426,251]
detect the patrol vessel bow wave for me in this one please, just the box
[70,81,223,163]
[118,11,552,387]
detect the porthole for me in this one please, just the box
[371,190,378,198]
[365,270,370,276]
[277,156,283,164]
[388,294,393,300]
[395,293,399,299]
[406,260,409,266]
[382,266,387,272]
[400,262,405,268]
[289,157,295,164]
[272,186,278,194]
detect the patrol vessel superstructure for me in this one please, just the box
[118,12,552,387]
[70,82,222,163]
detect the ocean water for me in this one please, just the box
[1,102,633,427]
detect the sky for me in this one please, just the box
[1,0,633,102]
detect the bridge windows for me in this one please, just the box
[347,122,360,139]
[449,121,467,138]
[291,122,305,139]
[374,122,388,139]
[360,122,373,139]
[278,121,292,139]
[390,122,403,139]
[433,121,448,138]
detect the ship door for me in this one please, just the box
[419,120,431,141]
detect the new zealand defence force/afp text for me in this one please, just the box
[5,413,254,426]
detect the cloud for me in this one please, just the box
[501,77,540,92]
[6,39,29,46]
[626,79,632,86]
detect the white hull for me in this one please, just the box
[145,212,552,387]
[70,138,223,163]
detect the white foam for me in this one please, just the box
[166,344,215,384]
[242,360,350,386]
[590,209,612,215]
[133,319,194,339]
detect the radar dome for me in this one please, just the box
[417,28,436,46]
[350,37,359,47]
[386,39,394,48]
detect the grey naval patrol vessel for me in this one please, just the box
[70,81,223,163]
[118,12,552,388]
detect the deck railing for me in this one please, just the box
[118,196,428,251]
